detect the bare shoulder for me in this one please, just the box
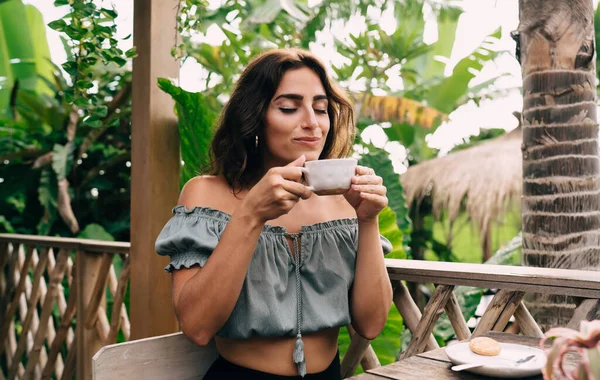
[178,175,233,210]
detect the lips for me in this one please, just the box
[294,137,320,142]
[293,137,321,147]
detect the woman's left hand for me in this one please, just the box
[344,166,388,222]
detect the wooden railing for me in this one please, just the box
[3,234,600,379]
[0,234,131,380]
[339,259,600,377]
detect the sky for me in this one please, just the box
[25,0,590,172]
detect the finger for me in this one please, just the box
[282,180,313,200]
[273,166,304,182]
[276,187,300,201]
[359,192,388,206]
[351,184,386,195]
[285,154,306,167]
[352,175,383,185]
[356,166,375,176]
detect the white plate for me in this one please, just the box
[444,342,546,378]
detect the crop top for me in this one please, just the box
[155,205,392,376]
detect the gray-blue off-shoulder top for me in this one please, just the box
[155,205,392,376]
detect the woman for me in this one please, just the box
[156,48,393,379]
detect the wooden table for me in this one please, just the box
[347,332,578,380]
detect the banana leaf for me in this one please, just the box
[0,16,12,118]
[0,0,37,92]
[359,145,411,250]
[157,78,218,188]
[25,4,54,96]
[426,28,502,114]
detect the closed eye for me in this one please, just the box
[279,108,297,113]
[315,109,327,114]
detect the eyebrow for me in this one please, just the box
[274,94,328,101]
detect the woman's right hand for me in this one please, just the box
[238,155,312,224]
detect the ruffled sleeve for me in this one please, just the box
[155,206,226,273]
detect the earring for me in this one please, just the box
[255,135,259,148]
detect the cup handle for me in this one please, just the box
[299,168,315,192]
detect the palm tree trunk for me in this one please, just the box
[518,0,600,330]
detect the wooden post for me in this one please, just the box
[130,0,180,339]
[76,251,106,380]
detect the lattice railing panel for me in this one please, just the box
[0,237,131,380]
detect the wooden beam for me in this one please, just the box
[392,280,439,352]
[130,0,180,339]
[472,290,524,337]
[386,259,600,298]
[401,285,454,359]
[513,301,544,338]
[444,292,471,341]
[567,299,600,330]
[341,326,374,378]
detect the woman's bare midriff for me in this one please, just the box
[215,327,340,375]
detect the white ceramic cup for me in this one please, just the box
[300,158,358,195]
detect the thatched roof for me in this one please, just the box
[401,126,522,257]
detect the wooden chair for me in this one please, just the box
[92,332,218,380]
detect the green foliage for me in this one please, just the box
[0,0,55,118]
[78,223,114,241]
[157,78,218,187]
[378,207,406,258]
[426,29,502,114]
[359,145,411,254]
[48,0,131,114]
[0,1,133,241]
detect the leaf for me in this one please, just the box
[100,7,118,19]
[378,207,406,258]
[426,28,502,114]
[383,123,415,147]
[52,143,74,181]
[77,223,114,241]
[358,146,411,236]
[157,78,218,188]
[280,0,309,22]
[0,215,15,233]
[111,56,127,67]
[95,105,108,118]
[248,0,282,24]
[47,19,67,32]
[359,94,446,130]
[124,47,137,58]
[62,61,77,76]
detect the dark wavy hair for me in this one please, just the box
[209,48,355,192]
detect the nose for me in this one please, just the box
[302,108,319,129]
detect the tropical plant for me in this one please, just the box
[542,320,600,380]
[0,0,54,117]
[0,0,134,242]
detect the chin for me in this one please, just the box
[303,152,322,161]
